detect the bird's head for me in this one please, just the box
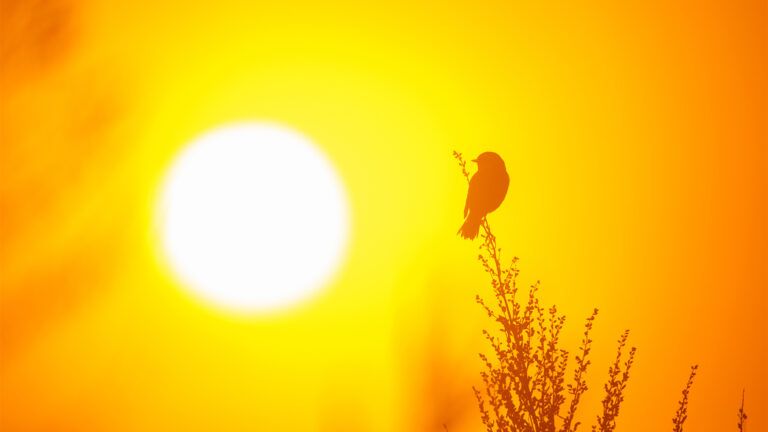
[473,152,506,171]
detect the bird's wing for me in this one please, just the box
[465,172,484,217]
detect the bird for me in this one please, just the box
[458,152,509,240]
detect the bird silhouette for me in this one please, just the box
[458,152,509,240]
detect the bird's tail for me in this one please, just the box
[458,215,481,240]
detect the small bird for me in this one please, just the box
[458,152,509,240]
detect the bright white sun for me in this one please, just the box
[156,123,349,314]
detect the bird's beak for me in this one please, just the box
[471,159,477,163]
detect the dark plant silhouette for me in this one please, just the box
[671,365,698,432]
[591,330,636,432]
[454,151,637,432]
[737,390,747,432]
[560,310,597,432]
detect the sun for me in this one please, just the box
[155,123,350,314]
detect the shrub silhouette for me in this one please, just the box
[668,368,750,432]
[592,330,637,432]
[453,151,637,432]
[736,390,747,432]
[671,365,698,432]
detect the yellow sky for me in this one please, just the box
[1,0,766,431]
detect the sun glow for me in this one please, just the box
[156,123,349,314]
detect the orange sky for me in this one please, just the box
[1,0,766,431]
